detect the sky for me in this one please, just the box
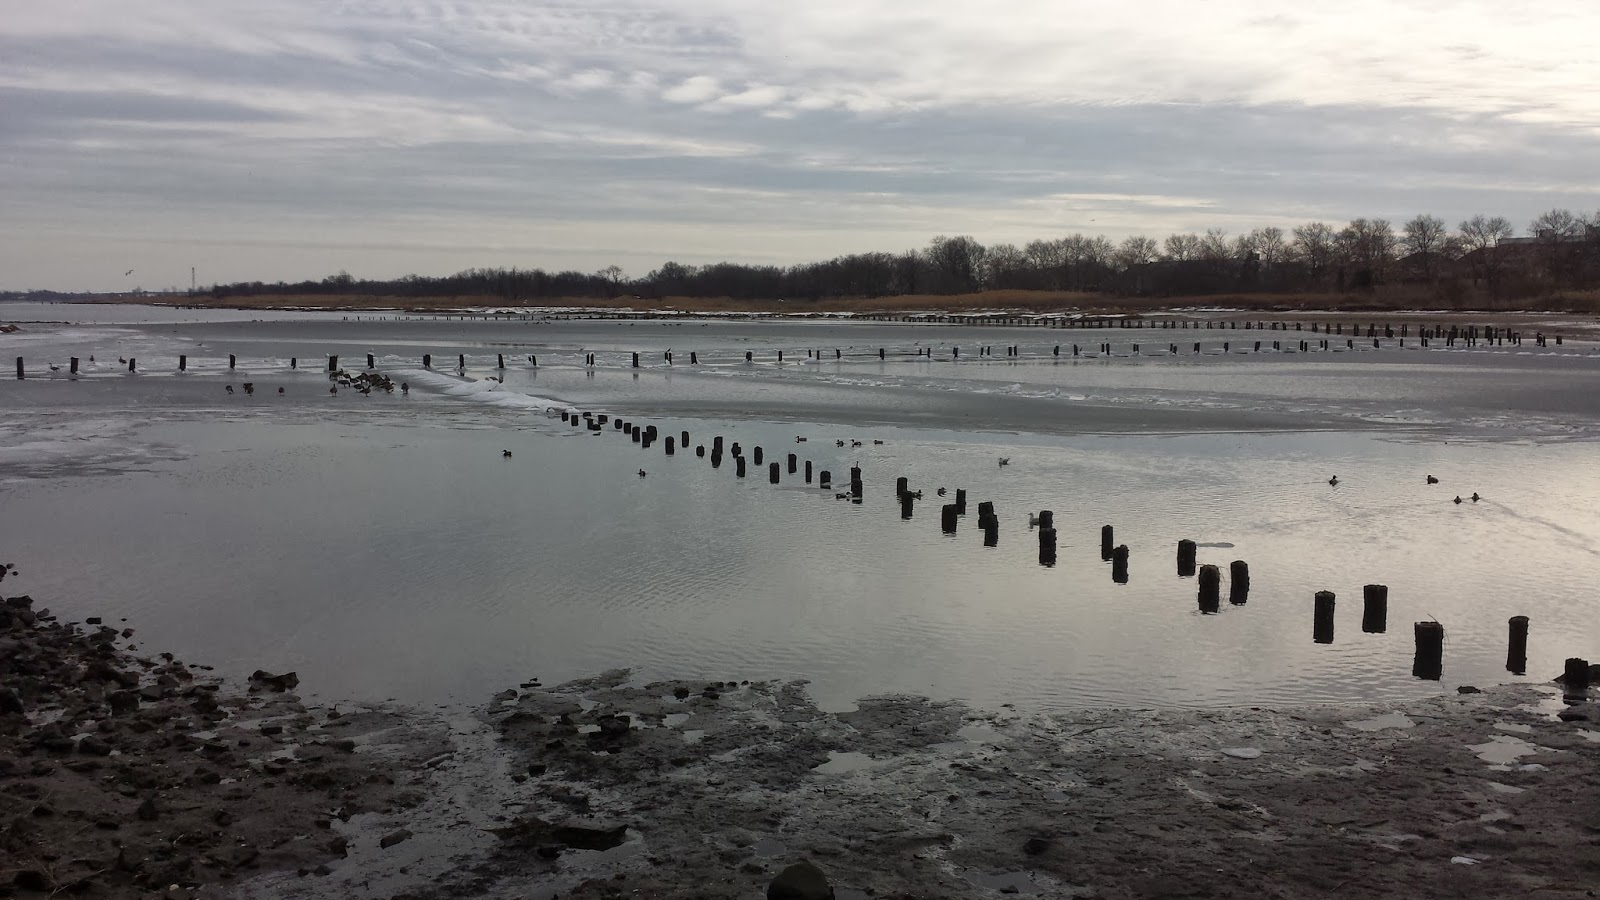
[3,0,1599,293]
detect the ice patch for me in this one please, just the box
[1346,712,1414,732]
[391,368,568,414]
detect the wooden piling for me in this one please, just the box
[690,351,698,364]
[1038,510,1054,530]
[423,354,431,367]
[665,436,675,455]
[127,358,136,372]
[70,357,79,375]
[771,461,783,483]
[730,442,741,458]
[1506,616,1528,675]
[752,446,763,465]
[631,426,641,443]
[713,436,724,452]
[745,351,753,362]
[1177,539,1197,577]
[787,453,798,475]
[941,503,958,533]
[1038,526,1057,566]
[1228,560,1249,604]
[326,355,337,372]
[368,353,376,368]
[633,352,640,368]
[230,354,237,369]
[734,456,745,477]
[900,492,914,519]
[850,466,863,499]
[1313,591,1335,644]
[697,445,706,457]
[820,469,831,488]
[954,489,967,515]
[1361,584,1388,634]
[982,520,999,547]
[681,430,689,446]
[896,476,909,497]
[1100,525,1114,560]
[804,460,813,483]
[497,354,504,369]
[14,357,21,380]
[1110,545,1129,583]
[1564,657,1591,691]
[1197,565,1221,613]
[1412,622,1444,680]
[179,355,187,371]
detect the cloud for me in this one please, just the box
[1,0,1599,290]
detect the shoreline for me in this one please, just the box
[5,574,1598,899]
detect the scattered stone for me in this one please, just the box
[250,670,300,692]
[768,861,834,900]
[381,828,414,849]
[136,794,160,821]
[77,734,113,756]
[1022,837,1051,855]
[1457,685,1483,694]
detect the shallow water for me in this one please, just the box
[3,305,1599,712]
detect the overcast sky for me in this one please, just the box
[3,0,1598,292]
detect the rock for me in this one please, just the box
[78,734,113,756]
[250,670,300,692]
[332,738,357,753]
[137,794,159,821]
[327,836,349,857]
[493,689,518,702]
[1556,706,1594,722]
[139,684,166,701]
[673,686,691,700]
[1457,685,1483,694]
[107,690,140,715]
[0,687,22,715]
[1023,837,1051,855]
[768,861,834,900]
[552,821,628,850]
[260,724,283,736]
[86,616,102,625]
[380,828,413,849]
[527,763,547,776]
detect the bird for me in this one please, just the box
[329,386,337,395]
[836,440,845,447]
[401,383,409,393]
[872,440,884,445]
[118,357,126,364]
[124,269,134,276]
[936,487,947,497]
[1426,475,1438,484]
[1471,492,1481,502]
[1453,495,1463,504]
[795,436,807,443]
[502,450,513,458]
[851,440,863,447]
[277,387,284,394]
[48,365,59,372]
[834,492,850,500]
[1027,513,1041,529]
[1328,475,1338,486]
[907,490,922,500]
[998,457,1011,467]
[225,385,234,394]
[638,469,647,478]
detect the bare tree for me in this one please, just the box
[1400,214,1448,281]
[924,235,986,294]
[1291,222,1339,280]
[1530,208,1583,241]
[1237,227,1288,269]
[982,243,1030,290]
[1339,218,1397,285]
[1197,228,1233,264]
[1458,214,1514,289]
[1115,235,1159,270]
[596,264,625,297]
[1164,233,1201,261]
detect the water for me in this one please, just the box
[3,304,1598,713]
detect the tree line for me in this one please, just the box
[203,208,1600,303]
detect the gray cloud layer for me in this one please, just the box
[3,0,1598,291]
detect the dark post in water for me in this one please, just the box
[1197,565,1221,613]
[1228,560,1250,604]
[1313,591,1335,644]
[1101,525,1114,561]
[1361,584,1388,633]
[1110,545,1129,583]
[1177,539,1197,577]
[1413,622,1444,680]
[1506,616,1529,675]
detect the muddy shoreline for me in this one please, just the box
[4,574,1598,899]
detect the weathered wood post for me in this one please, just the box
[850,466,863,499]
[879,348,885,360]
[788,453,798,475]
[690,351,698,364]
[1412,622,1444,680]
[179,355,187,371]
[713,436,724,453]
[1100,525,1114,560]
[896,476,909,497]
[1197,565,1221,613]
[753,446,763,465]
[1038,510,1053,530]
[820,469,832,488]
[900,491,914,519]
[497,354,504,369]
[1564,657,1591,692]
[1506,616,1528,675]
[982,520,998,547]
[1361,584,1388,633]
[941,503,959,534]
[954,489,967,515]
[730,442,742,458]
[1313,591,1335,644]
[455,354,463,368]
[697,445,706,457]
[70,357,79,374]
[368,353,376,368]
[746,351,753,362]
[665,436,675,455]
[681,430,689,447]
[1110,545,1129,583]
[14,357,21,380]
[230,354,238,369]
[631,425,641,443]
[804,460,813,483]
[632,352,640,368]
[734,456,745,477]
[423,353,431,367]
[1038,525,1057,566]
[1229,560,1249,604]
[770,461,781,484]
[127,358,136,372]
[1177,539,1197,577]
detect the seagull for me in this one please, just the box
[1426,475,1438,484]
[998,457,1011,467]
[1027,513,1041,529]
[502,450,513,458]
[1328,475,1338,486]
[124,269,134,276]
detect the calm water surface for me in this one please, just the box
[2,305,1598,712]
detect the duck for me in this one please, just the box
[401,383,409,394]
[850,440,863,447]
[638,469,647,478]
[1426,475,1438,484]
[872,440,884,445]
[1328,475,1338,486]
[329,386,337,395]
[836,439,845,447]
[795,436,807,443]
[1453,495,1463,504]
[1471,492,1481,502]
[936,487,947,497]
[277,387,284,394]
[998,457,1011,467]
[225,385,234,394]
[48,364,60,372]
[503,450,513,458]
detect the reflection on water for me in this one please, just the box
[2,310,1599,713]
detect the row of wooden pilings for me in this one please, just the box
[13,322,1571,380]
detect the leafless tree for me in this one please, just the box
[1458,214,1514,289]
[1400,214,1449,281]
[1163,233,1200,261]
[1237,227,1288,269]
[1339,218,1397,285]
[1115,235,1160,270]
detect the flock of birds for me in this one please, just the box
[1330,474,1481,503]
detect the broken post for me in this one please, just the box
[665,436,675,455]
[735,456,746,477]
[900,492,913,519]
[13,357,21,380]
[788,453,798,475]
[1197,565,1221,614]
[1038,526,1057,566]
[327,355,337,372]
[820,469,831,488]
[423,354,432,367]
[368,353,376,368]
[941,503,958,534]
[1177,539,1197,577]
[1228,560,1250,604]
[1313,591,1335,644]
[1101,525,1114,561]
[1361,584,1388,634]
[179,355,186,372]
[954,489,967,515]
[1413,622,1444,680]
[770,462,781,484]
[70,357,79,375]
[804,460,813,483]
[1506,616,1529,675]
[1110,545,1129,583]
[753,447,763,465]
[1563,657,1591,692]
